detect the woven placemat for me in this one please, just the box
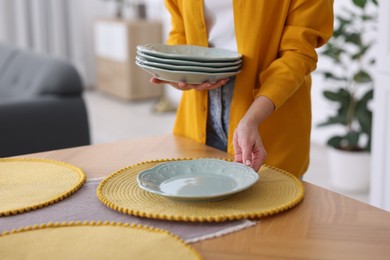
[97,158,304,222]
[0,158,86,216]
[0,178,257,243]
[0,221,201,260]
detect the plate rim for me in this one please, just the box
[136,56,241,73]
[137,50,242,67]
[136,60,241,84]
[137,43,242,62]
[136,158,260,201]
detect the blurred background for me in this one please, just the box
[0,0,389,211]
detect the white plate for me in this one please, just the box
[136,60,240,84]
[137,159,260,202]
[137,44,242,62]
[137,50,242,67]
[136,56,241,73]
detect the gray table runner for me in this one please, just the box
[0,179,256,243]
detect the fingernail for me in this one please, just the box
[245,160,252,166]
[179,82,185,87]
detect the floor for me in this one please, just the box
[83,89,370,204]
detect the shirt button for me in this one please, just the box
[198,22,204,29]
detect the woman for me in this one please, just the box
[151,0,334,178]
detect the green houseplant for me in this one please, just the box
[318,0,377,152]
[317,0,378,192]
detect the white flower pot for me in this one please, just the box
[327,147,370,192]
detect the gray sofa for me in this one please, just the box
[0,44,90,157]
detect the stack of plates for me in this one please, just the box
[136,43,242,84]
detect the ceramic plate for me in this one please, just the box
[137,50,242,67]
[136,60,240,84]
[137,44,242,61]
[136,56,241,73]
[137,159,260,202]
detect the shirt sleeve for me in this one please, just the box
[255,0,334,109]
[164,0,187,45]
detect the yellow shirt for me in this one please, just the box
[165,0,334,177]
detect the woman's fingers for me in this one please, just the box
[236,142,266,172]
[150,77,168,84]
[251,147,267,172]
[233,137,243,163]
[204,78,230,90]
[150,77,229,91]
[233,124,267,172]
[194,78,229,91]
[150,77,190,90]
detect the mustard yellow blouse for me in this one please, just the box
[165,0,334,177]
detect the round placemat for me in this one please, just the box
[0,221,201,260]
[97,158,304,222]
[0,158,86,216]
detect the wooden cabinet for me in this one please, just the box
[94,18,163,100]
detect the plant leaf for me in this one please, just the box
[365,135,372,152]
[357,108,372,135]
[356,89,373,135]
[345,131,360,148]
[318,115,348,127]
[345,33,362,46]
[327,136,344,149]
[323,89,350,102]
[333,16,352,38]
[353,0,367,8]
[327,132,361,150]
[351,44,370,60]
[362,14,376,21]
[321,43,344,63]
[353,70,372,83]
[322,71,348,82]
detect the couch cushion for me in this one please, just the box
[0,45,83,98]
[0,95,90,156]
[0,44,17,74]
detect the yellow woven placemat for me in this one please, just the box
[97,158,304,222]
[0,158,86,216]
[0,221,201,260]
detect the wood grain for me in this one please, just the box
[18,134,390,260]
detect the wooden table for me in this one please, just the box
[21,135,390,259]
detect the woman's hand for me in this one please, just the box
[233,120,267,172]
[150,77,229,91]
[233,96,275,172]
